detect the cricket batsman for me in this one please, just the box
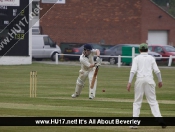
[71,44,101,99]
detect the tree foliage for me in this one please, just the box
[152,0,169,6]
[169,0,175,17]
[152,0,175,17]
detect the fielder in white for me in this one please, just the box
[71,44,101,99]
[127,43,166,129]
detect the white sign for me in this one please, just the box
[0,0,20,6]
[42,0,65,4]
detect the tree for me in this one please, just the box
[152,0,170,6]
[169,0,175,17]
[152,0,175,17]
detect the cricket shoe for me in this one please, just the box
[89,94,94,99]
[157,117,167,129]
[71,93,79,98]
[129,126,138,129]
[159,122,167,129]
[161,125,167,129]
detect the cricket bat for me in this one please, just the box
[90,66,99,89]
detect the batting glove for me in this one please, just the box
[96,56,102,64]
[96,63,101,66]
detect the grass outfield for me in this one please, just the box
[0,62,174,132]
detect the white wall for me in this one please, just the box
[0,57,31,65]
[32,0,40,27]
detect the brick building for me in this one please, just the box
[39,0,175,46]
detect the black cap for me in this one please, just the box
[84,44,92,50]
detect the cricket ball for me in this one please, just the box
[102,90,105,92]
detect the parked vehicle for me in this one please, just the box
[32,35,61,61]
[101,44,114,50]
[63,43,106,60]
[62,43,84,60]
[104,44,162,65]
[148,49,162,60]
[148,45,175,61]
[104,44,136,64]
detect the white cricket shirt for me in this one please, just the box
[130,52,160,78]
[79,49,97,71]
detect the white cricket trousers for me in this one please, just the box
[77,68,97,97]
[133,77,162,117]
